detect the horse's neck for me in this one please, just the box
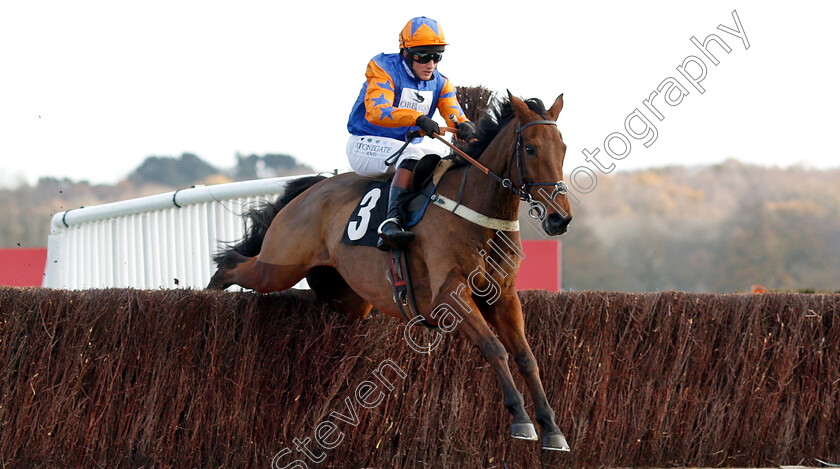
[450,124,520,222]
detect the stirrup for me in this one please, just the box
[377,217,402,235]
[377,217,414,251]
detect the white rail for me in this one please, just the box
[44,175,316,290]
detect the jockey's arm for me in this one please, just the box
[437,78,470,128]
[363,61,424,128]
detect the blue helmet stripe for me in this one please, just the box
[411,17,439,36]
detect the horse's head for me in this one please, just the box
[507,91,572,235]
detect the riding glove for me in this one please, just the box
[416,115,440,137]
[456,121,477,141]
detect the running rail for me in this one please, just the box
[44,175,315,290]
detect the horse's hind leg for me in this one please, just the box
[207,250,246,290]
[307,266,372,319]
[207,250,307,293]
[486,292,570,451]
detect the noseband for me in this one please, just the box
[504,120,569,220]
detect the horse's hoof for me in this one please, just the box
[541,431,570,451]
[510,422,538,441]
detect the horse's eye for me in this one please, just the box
[524,145,537,157]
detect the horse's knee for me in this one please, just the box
[514,354,539,376]
[479,338,509,364]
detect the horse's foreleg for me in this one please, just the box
[486,293,570,451]
[431,276,538,441]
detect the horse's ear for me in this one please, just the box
[506,90,533,122]
[547,93,564,120]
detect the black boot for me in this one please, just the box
[377,166,415,251]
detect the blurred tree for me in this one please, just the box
[713,199,839,292]
[128,153,219,188]
[233,153,314,180]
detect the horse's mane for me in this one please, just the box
[464,96,548,159]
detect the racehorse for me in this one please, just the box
[207,92,573,451]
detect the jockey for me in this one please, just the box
[346,16,476,251]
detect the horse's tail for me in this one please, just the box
[212,175,328,265]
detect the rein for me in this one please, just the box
[433,122,568,220]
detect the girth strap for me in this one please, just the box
[429,193,520,232]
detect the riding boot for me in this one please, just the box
[377,166,415,251]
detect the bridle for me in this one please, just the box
[506,120,569,220]
[434,119,569,220]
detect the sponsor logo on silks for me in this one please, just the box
[398,88,433,114]
[354,141,394,155]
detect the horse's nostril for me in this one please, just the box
[547,213,572,228]
[542,213,572,235]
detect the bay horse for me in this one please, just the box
[208,92,573,451]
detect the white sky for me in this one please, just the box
[1,1,838,187]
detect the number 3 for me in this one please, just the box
[347,188,381,241]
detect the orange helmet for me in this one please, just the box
[399,17,447,49]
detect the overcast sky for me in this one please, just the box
[1,1,838,187]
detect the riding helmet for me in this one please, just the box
[399,16,448,49]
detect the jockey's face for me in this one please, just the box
[411,58,437,81]
[404,48,442,81]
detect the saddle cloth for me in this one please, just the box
[340,180,438,247]
[340,155,458,247]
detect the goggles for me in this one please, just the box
[411,50,443,64]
